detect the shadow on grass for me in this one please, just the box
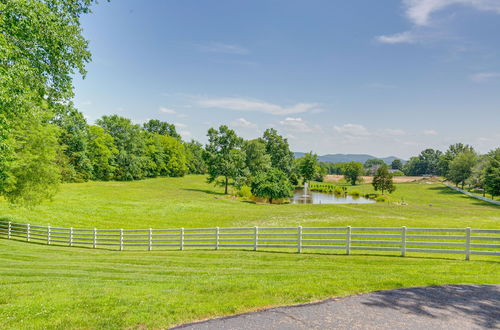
[361,285,500,329]
[429,186,500,208]
[181,188,225,196]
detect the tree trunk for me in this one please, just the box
[461,182,464,189]
[224,176,228,194]
[269,197,273,204]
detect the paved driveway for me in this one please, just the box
[173,285,500,329]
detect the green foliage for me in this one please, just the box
[251,168,293,203]
[2,113,61,206]
[204,125,247,194]
[364,158,385,168]
[237,184,252,198]
[97,115,147,181]
[404,149,442,176]
[298,152,320,183]
[262,128,294,175]
[391,159,403,171]
[375,195,387,202]
[87,125,118,181]
[448,151,477,189]
[372,164,396,194]
[349,190,361,197]
[439,143,475,178]
[342,161,364,185]
[184,140,207,174]
[52,104,92,182]
[243,139,271,177]
[392,170,404,176]
[143,119,180,139]
[484,148,500,198]
[144,133,188,178]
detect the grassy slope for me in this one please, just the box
[0,175,499,328]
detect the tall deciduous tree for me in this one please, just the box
[448,150,477,189]
[343,161,364,185]
[185,140,207,174]
[87,125,118,181]
[439,143,475,178]
[143,119,180,139]
[262,128,294,176]
[0,0,96,205]
[243,139,271,177]
[204,126,247,194]
[372,165,396,194]
[391,159,403,171]
[298,152,320,183]
[484,148,500,199]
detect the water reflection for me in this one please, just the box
[292,190,375,204]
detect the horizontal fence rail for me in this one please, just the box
[1,221,499,260]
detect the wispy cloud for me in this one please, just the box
[231,118,257,129]
[376,31,417,44]
[174,122,187,128]
[376,0,500,44]
[382,128,406,136]
[198,97,320,116]
[159,106,177,114]
[334,123,370,137]
[470,72,500,82]
[423,129,438,135]
[279,117,314,133]
[197,42,248,55]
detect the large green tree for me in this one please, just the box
[0,0,96,205]
[448,150,477,189]
[204,126,247,194]
[184,140,207,174]
[262,128,294,175]
[439,143,475,178]
[96,115,147,181]
[484,148,500,198]
[143,119,180,139]
[251,168,293,204]
[87,125,118,181]
[243,139,271,177]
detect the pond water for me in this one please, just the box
[291,190,375,204]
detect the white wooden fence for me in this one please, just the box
[1,221,499,260]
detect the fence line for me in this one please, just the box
[444,183,500,206]
[1,220,499,260]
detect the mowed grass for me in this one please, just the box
[0,175,499,329]
[0,175,499,229]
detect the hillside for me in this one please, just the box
[294,153,402,164]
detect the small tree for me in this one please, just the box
[343,161,364,185]
[298,152,320,183]
[391,159,403,171]
[372,165,396,194]
[251,169,293,204]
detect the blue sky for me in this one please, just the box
[73,0,500,159]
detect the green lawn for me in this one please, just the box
[0,175,499,329]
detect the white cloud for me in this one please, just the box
[423,129,438,135]
[470,72,500,82]
[179,130,192,139]
[376,31,417,44]
[334,123,370,136]
[79,100,93,106]
[198,97,320,115]
[404,0,500,26]
[231,118,257,129]
[159,107,177,114]
[174,122,187,128]
[382,128,406,136]
[197,42,248,55]
[279,117,313,133]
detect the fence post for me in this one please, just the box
[93,228,97,249]
[465,227,471,261]
[254,226,258,251]
[297,226,303,253]
[27,224,30,242]
[180,228,184,251]
[70,227,73,247]
[120,229,124,251]
[346,226,351,255]
[47,225,51,245]
[215,227,219,250]
[8,221,11,239]
[148,228,153,251]
[401,226,407,257]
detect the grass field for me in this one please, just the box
[0,175,499,328]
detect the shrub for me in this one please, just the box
[237,185,252,198]
[349,190,361,197]
[375,195,387,202]
[392,170,404,176]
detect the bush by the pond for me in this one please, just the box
[375,195,387,202]
[349,190,361,197]
[308,182,348,195]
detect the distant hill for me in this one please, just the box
[294,153,402,164]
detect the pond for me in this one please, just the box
[291,190,375,204]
